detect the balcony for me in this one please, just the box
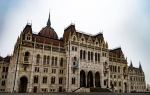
[71,62,79,69]
[23,61,31,65]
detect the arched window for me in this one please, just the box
[123,67,126,73]
[91,52,93,61]
[59,77,63,84]
[26,34,31,41]
[118,66,120,73]
[83,50,86,60]
[52,56,54,66]
[88,51,90,61]
[95,53,97,61]
[42,76,47,84]
[80,50,82,60]
[73,56,77,61]
[98,53,100,62]
[24,52,30,62]
[110,65,112,72]
[36,54,40,64]
[55,57,57,66]
[33,75,38,83]
[47,56,50,64]
[43,55,46,65]
[60,58,63,67]
[72,77,76,84]
[115,66,117,72]
[51,77,55,84]
[73,36,76,41]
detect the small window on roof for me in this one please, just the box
[81,38,84,41]
[73,36,76,41]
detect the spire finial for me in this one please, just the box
[130,60,133,67]
[139,61,142,69]
[47,12,51,26]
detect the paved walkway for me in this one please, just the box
[0,92,150,95]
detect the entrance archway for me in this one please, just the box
[124,82,127,93]
[87,71,93,87]
[80,70,86,87]
[19,76,28,93]
[95,72,101,87]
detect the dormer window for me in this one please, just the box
[73,36,76,41]
[81,38,84,42]
[27,36,31,40]
[96,42,98,45]
[25,34,31,41]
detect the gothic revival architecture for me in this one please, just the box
[109,48,128,93]
[128,62,146,92]
[0,56,10,92]
[0,13,146,93]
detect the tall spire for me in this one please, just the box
[130,60,133,67]
[139,61,142,70]
[47,12,51,26]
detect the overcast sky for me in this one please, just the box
[0,0,150,85]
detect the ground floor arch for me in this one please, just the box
[124,82,127,93]
[19,76,28,93]
[80,70,101,88]
[87,71,93,87]
[80,70,86,87]
[95,72,101,87]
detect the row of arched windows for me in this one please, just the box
[33,76,63,84]
[80,50,100,62]
[109,65,120,73]
[24,52,64,66]
[130,76,145,82]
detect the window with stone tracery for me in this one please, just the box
[24,52,30,62]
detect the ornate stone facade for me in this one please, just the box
[109,48,128,93]
[128,62,146,92]
[0,14,147,93]
[0,56,10,92]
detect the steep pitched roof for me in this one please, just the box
[0,56,3,61]
[109,47,124,58]
[32,34,64,47]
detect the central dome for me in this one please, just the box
[38,13,58,39]
[38,26,58,39]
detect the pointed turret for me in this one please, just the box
[47,12,51,26]
[38,12,58,39]
[139,61,142,70]
[130,60,133,67]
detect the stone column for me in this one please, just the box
[93,71,95,88]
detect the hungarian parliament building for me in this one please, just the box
[0,14,146,93]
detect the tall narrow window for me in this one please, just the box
[59,77,63,84]
[51,77,55,84]
[88,51,90,61]
[52,56,54,66]
[2,67,5,72]
[83,51,86,60]
[95,53,97,61]
[60,58,63,67]
[47,56,50,64]
[1,80,5,86]
[36,54,40,64]
[80,50,82,60]
[24,52,30,62]
[34,75,38,83]
[43,76,47,84]
[35,67,39,72]
[43,55,46,65]
[72,77,76,84]
[91,52,93,61]
[55,57,57,66]
[118,66,120,73]
[98,53,100,62]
